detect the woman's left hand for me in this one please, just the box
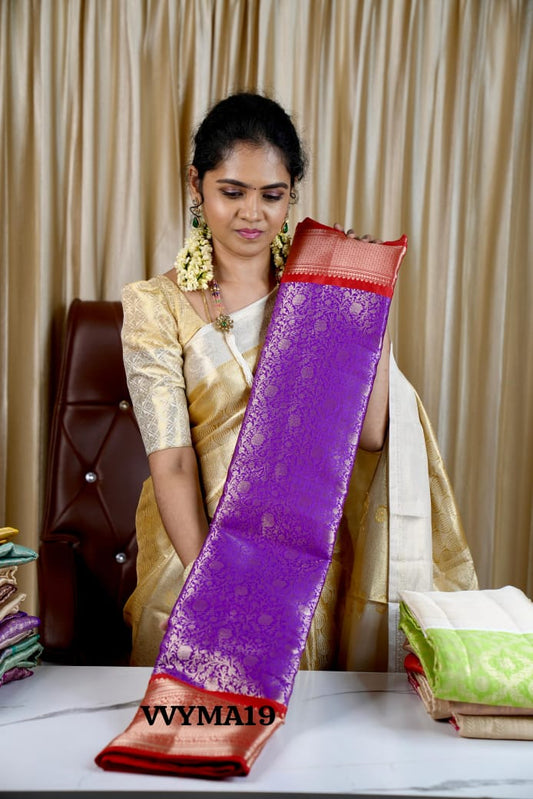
[333,223,382,244]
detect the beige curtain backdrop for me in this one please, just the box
[1,0,532,614]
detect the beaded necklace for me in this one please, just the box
[208,278,234,332]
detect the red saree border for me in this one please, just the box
[404,652,425,675]
[282,218,407,297]
[96,747,250,778]
[149,672,288,716]
[283,272,397,295]
[95,672,286,778]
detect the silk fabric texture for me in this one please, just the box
[122,284,384,670]
[121,262,477,675]
[400,587,533,708]
[401,588,533,740]
[406,661,533,740]
[96,220,408,776]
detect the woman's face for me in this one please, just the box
[190,142,291,265]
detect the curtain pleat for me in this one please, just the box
[1,0,532,612]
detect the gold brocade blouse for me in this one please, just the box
[122,275,277,516]
[121,276,478,668]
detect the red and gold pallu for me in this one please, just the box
[95,218,407,778]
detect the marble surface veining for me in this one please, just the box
[1,666,532,796]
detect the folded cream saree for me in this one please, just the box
[401,587,533,739]
[400,586,533,707]
[96,219,407,777]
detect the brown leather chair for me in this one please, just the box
[39,300,149,664]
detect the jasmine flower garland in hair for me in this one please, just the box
[174,221,291,290]
[174,224,214,291]
[270,228,291,282]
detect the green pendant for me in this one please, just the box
[215,313,234,332]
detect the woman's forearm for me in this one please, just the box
[333,225,391,452]
[148,446,209,566]
[359,328,390,451]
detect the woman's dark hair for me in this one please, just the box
[192,93,307,188]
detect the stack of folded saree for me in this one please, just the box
[0,528,42,686]
[400,586,533,739]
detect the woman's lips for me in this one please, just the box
[237,229,263,240]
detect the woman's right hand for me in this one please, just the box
[333,222,382,243]
[149,446,209,566]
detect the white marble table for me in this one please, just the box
[0,665,532,796]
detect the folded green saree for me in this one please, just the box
[400,586,533,708]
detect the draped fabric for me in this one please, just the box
[1,0,532,613]
[96,219,404,777]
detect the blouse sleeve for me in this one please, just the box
[121,279,192,455]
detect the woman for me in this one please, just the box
[122,93,477,668]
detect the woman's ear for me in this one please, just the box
[188,165,202,204]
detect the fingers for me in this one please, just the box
[356,233,383,244]
[334,222,356,237]
[333,223,382,244]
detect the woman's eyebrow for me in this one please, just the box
[215,179,289,190]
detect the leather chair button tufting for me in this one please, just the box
[39,299,151,665]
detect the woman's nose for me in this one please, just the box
[240,192,260,220]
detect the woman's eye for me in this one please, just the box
[219,189,284,201]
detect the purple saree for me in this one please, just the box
[96,218,407,778]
